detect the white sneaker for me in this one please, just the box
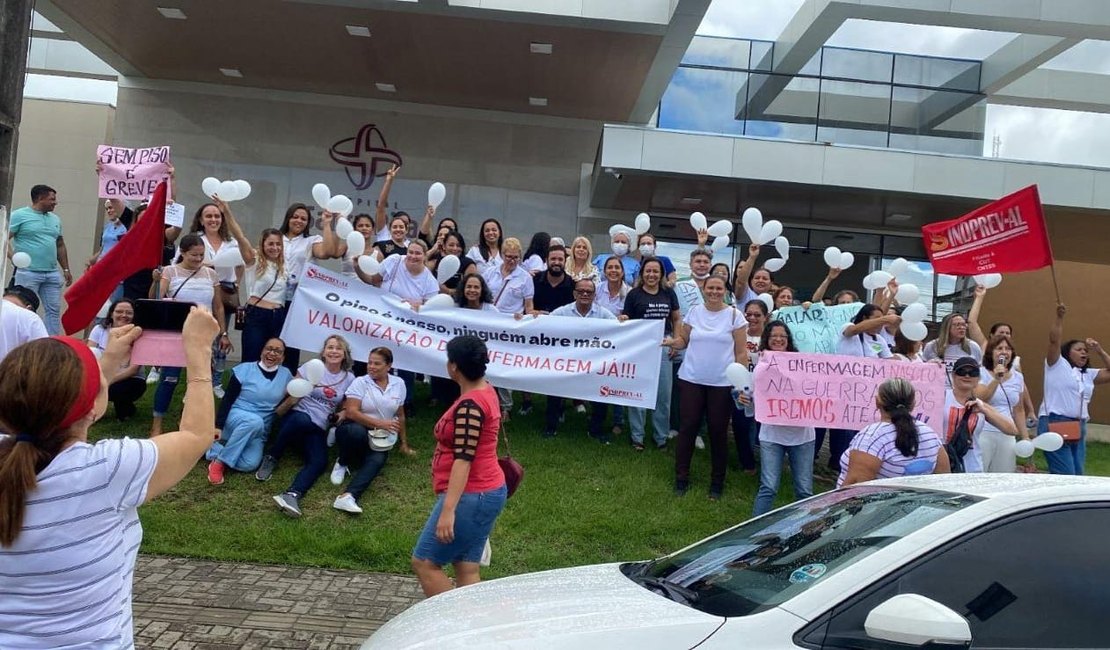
[333,494,362,514]
[213,384,225,399]
[329,461,348,485]
[667,429,679,439]
[695,436,705,450]
[575,404,587,414]
[146,368,161,385]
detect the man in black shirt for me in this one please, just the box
[522,245,575,421]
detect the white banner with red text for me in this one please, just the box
[282,264,664,407]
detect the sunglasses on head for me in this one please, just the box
[954,367,980,378]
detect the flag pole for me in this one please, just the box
[1050,262,1062,305]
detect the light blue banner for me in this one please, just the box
[772,302,863,354]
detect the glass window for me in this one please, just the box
[817,79,892,147]
[682,36,751,70]
[894,53,980,92]
[821,506,1110,649]
[821,47,893,83]
[889,87,985,155]
[660,67,748,135]
[745,74,819,140]
[751,40,774,72]
[811,231,881,255]
[623,486,981,618]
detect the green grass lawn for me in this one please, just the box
[91,382,1110,579]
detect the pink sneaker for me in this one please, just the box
[207,460,225,485]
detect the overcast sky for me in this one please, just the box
[697,0,1110,168]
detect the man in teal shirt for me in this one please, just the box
[8,184,72,335]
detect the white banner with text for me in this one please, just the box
[282,264,664,407]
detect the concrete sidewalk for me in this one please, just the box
[132,556,424,649]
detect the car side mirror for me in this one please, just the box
[864,594,972,648]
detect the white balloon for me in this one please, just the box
[10,251,31,269]
[774,236,790,260]
[338,196,354,217]
[437,255,461,284]
[216,180,238,201]
[212,248,245,268]
[711,236,729,252]
[1034,432,1064,453]
[757,220,782,245]
[635,213,651,235]
[428,182,447,208]
[96,299,113,319]
[303,358,326,384]
[975,273,1002,289]
[286,378,313,398]
[764,258,786,272]
[311,183,331,210]
[901,321,928,342]
[741,207,763,242]
[690,212,707,232]
[725,362,752,391]
[707,220,733,238]
[1014,439,1035,458]
[357,255,380,276]
[823,246,842,268]
[422,293,456,312]
[345,231,366,258]
[839,252,855,270]
[328,195,349,214]
[901,303,928,323]
[233,180,251,201]
[895,283,920,303]
[334,217,353,239]
[201,177,221,198]
[888,257,910,278]
[757,292,774,313]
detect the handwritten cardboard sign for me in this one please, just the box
[97,145,171,199]
[773,303,862,354]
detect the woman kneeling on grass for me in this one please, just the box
[412,336,507,597]
[0,308,219,648]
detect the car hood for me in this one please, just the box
[362,563,724,649]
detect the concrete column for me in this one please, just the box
[0,0,34,209]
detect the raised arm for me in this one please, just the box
[215,197,256,266]
[733,243,761,300]
[811,267,840,302]
[418,205,435,241]
[314,211,338,259]
[1087,339,1110,385]
[967,285,988,348]
[842,314,898,337]
[1047,303,1065,365]
[877,277,897,313]
[374,164,399,235]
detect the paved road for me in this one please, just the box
[132,556,424,649]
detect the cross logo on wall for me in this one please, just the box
[329,124,403,190]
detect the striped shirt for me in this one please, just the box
[837,421,942,487]
[0,436,158,649]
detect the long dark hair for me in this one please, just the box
[477,219,503,262]
[175,233,204,263]
[188,203,229,240]
[454,273,493,308]
[759,320,798,352]
[279,203,312,237]
[103,297,138,327]
[1061,339,1090,372]
[0,340,86,545]
[635,257,666,289]
[877,378,919,457]
[523,231,550,262]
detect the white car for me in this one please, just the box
[364,474,1110,649]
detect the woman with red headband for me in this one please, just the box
[0,307,219,648]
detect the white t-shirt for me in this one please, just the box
[245,264,289,303]
[0,300,48,362]
[837,325,893,359]
[163,265,220,307]
[760,423,816,446]
[283,233,323,288]
[200,234,241,284]
[922,339,983,370]
[941,391,985,473]
[678,305,744,387]
[979,370,1024,435]
[0,437,158,649]
[1040,357,1096,420]
[379,255,440,305]
[467,246,502,275]
[482,265,535,315]
[346,374,406,421]
[595,280,629,317]
[522,254,546,274]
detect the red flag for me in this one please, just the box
[61,181,167,334]
[921,185,1053,276]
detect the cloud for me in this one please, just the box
[986,104,1110,167]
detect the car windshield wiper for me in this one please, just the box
[627,574,700,605]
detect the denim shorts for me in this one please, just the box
[413,484,507,565]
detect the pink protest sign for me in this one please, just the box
[754,351,946,431]
[97,145,171,199]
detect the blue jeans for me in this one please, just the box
[754,441,815,516]
[413,484,508,565]
[152,366,183,417]
[271,411,329,497]
[14,268,63,335]
[629,349,673,445]
[335,421,390,501]
[1039,414,1087,475]
[241,305,287,363]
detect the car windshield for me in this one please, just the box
[626,485,982,617]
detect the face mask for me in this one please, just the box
[693,272,710,280]
[259,361,280,372]
[612,243,629,256]
[639,245,655,257]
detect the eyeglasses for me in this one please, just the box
[503,255,521,262]
[953,367,980,378]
